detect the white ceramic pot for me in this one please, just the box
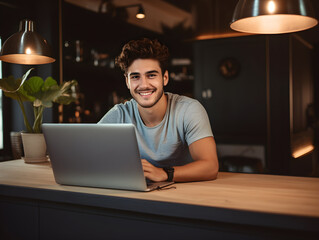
[21,133,48,163]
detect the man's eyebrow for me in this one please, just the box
[128,70,159,77]
[128,72,140,77]
[146,70,160,74]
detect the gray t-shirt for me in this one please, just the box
[98,92,213,167]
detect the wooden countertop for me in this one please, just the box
[1,159,319,232]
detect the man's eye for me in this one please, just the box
[148,74,156,78]
[130,75,139,80]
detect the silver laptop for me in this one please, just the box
[42,123,174,192]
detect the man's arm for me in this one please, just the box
[142,136,219,182]
[174,136,218,182]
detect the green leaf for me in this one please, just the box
[23,76,44,95]
[38,88,62,105]
[41,100,53,108]
[17,87,35,102]
[55,94,77,105]
[53,80,78,105]
[0,75,20,92]
[33,99,53,108]
[21,68,34,83]
[3,90,20,101]
[42,77,57,91]
[0,68,33,93]
[60,80,78,92]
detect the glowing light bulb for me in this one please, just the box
[25,48,32,54]
[268,1,276,14]
[136,13,145,19]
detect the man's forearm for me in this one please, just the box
[172,159,218,182]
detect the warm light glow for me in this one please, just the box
[58,105,63,123]
[292,145,314,158]
[230,15,318,34]
[0,54,55,65]
[267,1,276,14]
[195,32,252,40]
[136,13,145,19]
[25,48,32,54]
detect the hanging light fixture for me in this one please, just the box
[136,5,145,19]
[230,0,318,34]
[0,19,55,65]
[115,4,145,19]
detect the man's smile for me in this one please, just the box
[137,90,155,97]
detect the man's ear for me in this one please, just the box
[163,70,169,86]
[125,74,130,89]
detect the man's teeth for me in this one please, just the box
[140,92,153,96]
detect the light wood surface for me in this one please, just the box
[1,159,319,219]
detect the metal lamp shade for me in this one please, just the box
[0,19,55,64]
[230,0,318,34]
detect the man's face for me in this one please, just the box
[126,59,169,109]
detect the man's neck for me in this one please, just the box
[138,93,168,127]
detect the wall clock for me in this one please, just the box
[219,58,240,79]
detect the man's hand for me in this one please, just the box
[141,159,168,182]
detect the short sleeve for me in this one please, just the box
[184,100,213,145]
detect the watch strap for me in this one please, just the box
[163,167,174,182]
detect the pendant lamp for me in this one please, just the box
[136,5,145,19]
[230,0,318,34]
[0,19,55,65]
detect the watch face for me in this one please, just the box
[219,58,240,79]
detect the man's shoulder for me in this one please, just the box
[167,93,208,122]
[167,93,201,108]
[98,98,136,123]
[112,98,136,111]
[168,92,197,102]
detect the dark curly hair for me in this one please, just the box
[115,38,169,75]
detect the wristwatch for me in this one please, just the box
[163,167,174,182]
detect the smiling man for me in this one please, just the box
[98,38,219,182]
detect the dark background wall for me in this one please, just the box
[194,36,267,144]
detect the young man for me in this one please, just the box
[99,38,218,182]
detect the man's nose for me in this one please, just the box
[140,75,149,87]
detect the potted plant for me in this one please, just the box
[0,68,78,162]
